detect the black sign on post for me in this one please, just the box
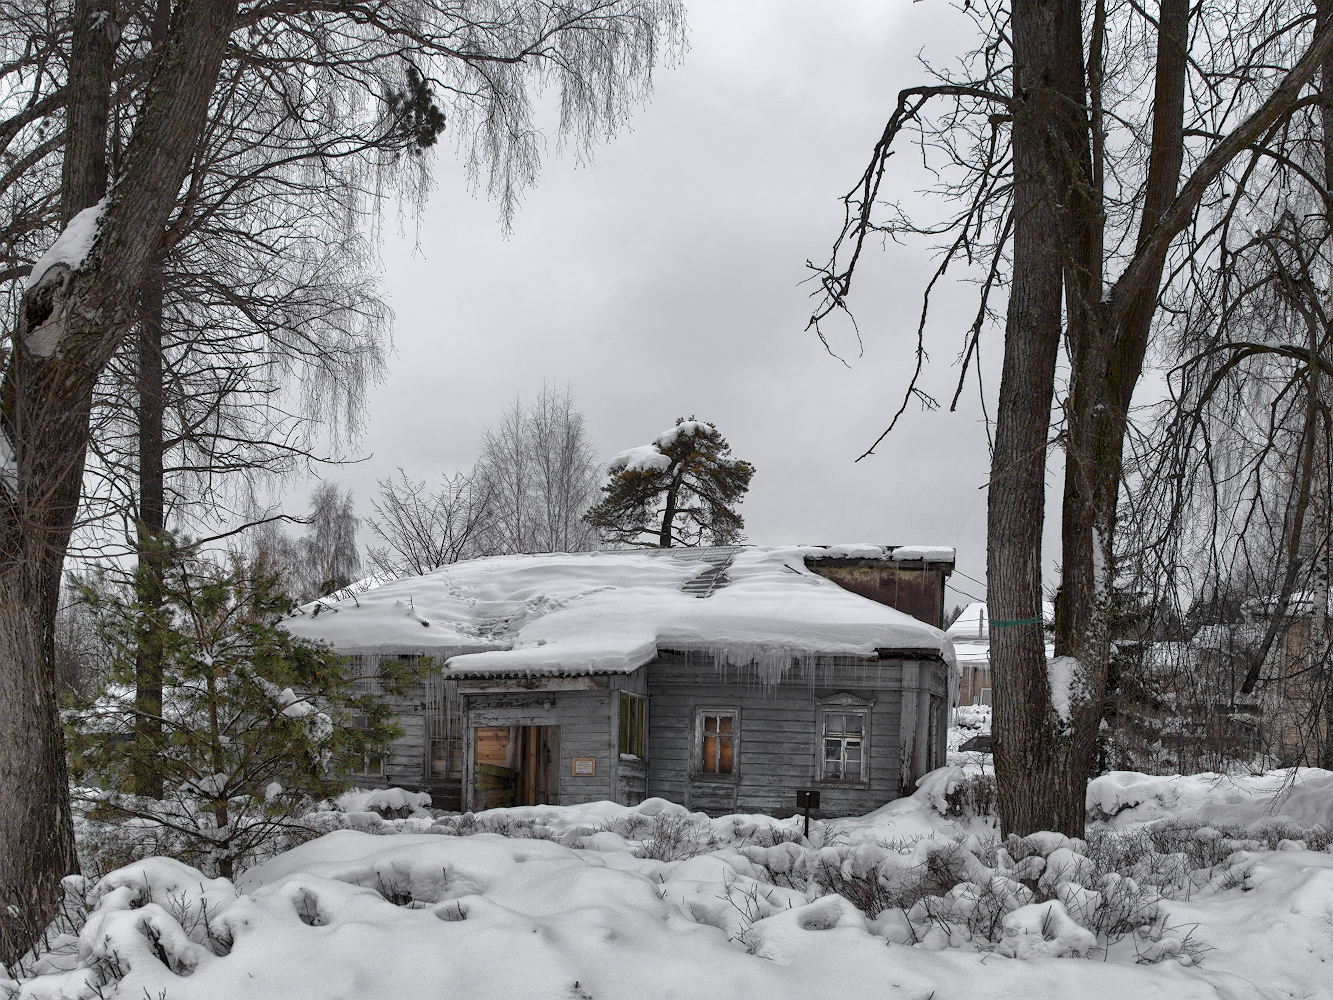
[796,789,820,838]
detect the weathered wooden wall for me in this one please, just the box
[643,650,948,817]
[352,646,950,820]
[346,652,467,808]
[804,558,950,629]
[462,683,616,808]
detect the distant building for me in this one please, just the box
[944,600,1055,706]
[282,544,958,815]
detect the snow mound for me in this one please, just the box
[1087,768,1333,830]
[26,199,106,290]
[13,767,1333,999]
[333,787,433,817]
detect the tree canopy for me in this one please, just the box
[585,418,754,548]
[68,538,421,879]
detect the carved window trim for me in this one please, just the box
[815,693,874,786]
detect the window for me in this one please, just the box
[348,715,387,778]
[815,694,873,784]
[822,714,864,781]
[697,710,738,775]
[619,693,647,759]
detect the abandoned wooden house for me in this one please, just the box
[281,544,959,817]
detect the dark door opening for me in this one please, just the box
[472,725,560,809]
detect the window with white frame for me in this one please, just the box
[695,709,738,775]
[815,695,873,784]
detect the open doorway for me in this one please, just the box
[472,725,560,809]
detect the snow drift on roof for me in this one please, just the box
[279,547,955,680]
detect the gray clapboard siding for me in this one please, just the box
[554,690,615,804]
[617,756,647,805]
[385,713,425,786]
[645,649,912,816]
[356,644,948,819]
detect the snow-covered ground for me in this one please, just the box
[9,740,1333,999]
[948,703,993,774]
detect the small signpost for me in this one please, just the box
[795,789,820,838]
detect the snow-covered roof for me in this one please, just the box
[279,546,956,680]
[804,543,956,563]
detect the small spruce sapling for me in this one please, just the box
[66,537,425,877]
[584,417,755,547]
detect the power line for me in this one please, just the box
[952,568,987,591]
[946,581,985,604]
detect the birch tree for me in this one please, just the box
[477,385,601,554]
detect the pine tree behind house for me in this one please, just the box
[584,418,755,547]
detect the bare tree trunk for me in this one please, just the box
[658,470,682,548]
[0,0,118,961]
[0,0,238,961]
[1318,0,1333,771]
[989,0,1077,838]
[133,259,165,799]
[1047,0,1189,835]
[60,0,114,229]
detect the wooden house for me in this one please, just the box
[281,545,958,816]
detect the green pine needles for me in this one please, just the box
[65,536,425,878]
[584,417,755,548]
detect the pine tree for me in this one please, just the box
[584,418,755,548]
[67,537,422,878]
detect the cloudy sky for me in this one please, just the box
[293,0,1065,610]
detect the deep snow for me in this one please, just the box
[9,762,1333,1000]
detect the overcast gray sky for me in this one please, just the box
[289,0,1065,611]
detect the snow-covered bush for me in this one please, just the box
[635,813,721,860]
[66,541,426,877]
[944,773,997,818]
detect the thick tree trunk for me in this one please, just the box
[989,0,1078,838]
[1047,0,1189,835]
[61,0,114,229]
[0,0,237,961]
[0,0,118,962]
[133,261,166,799]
